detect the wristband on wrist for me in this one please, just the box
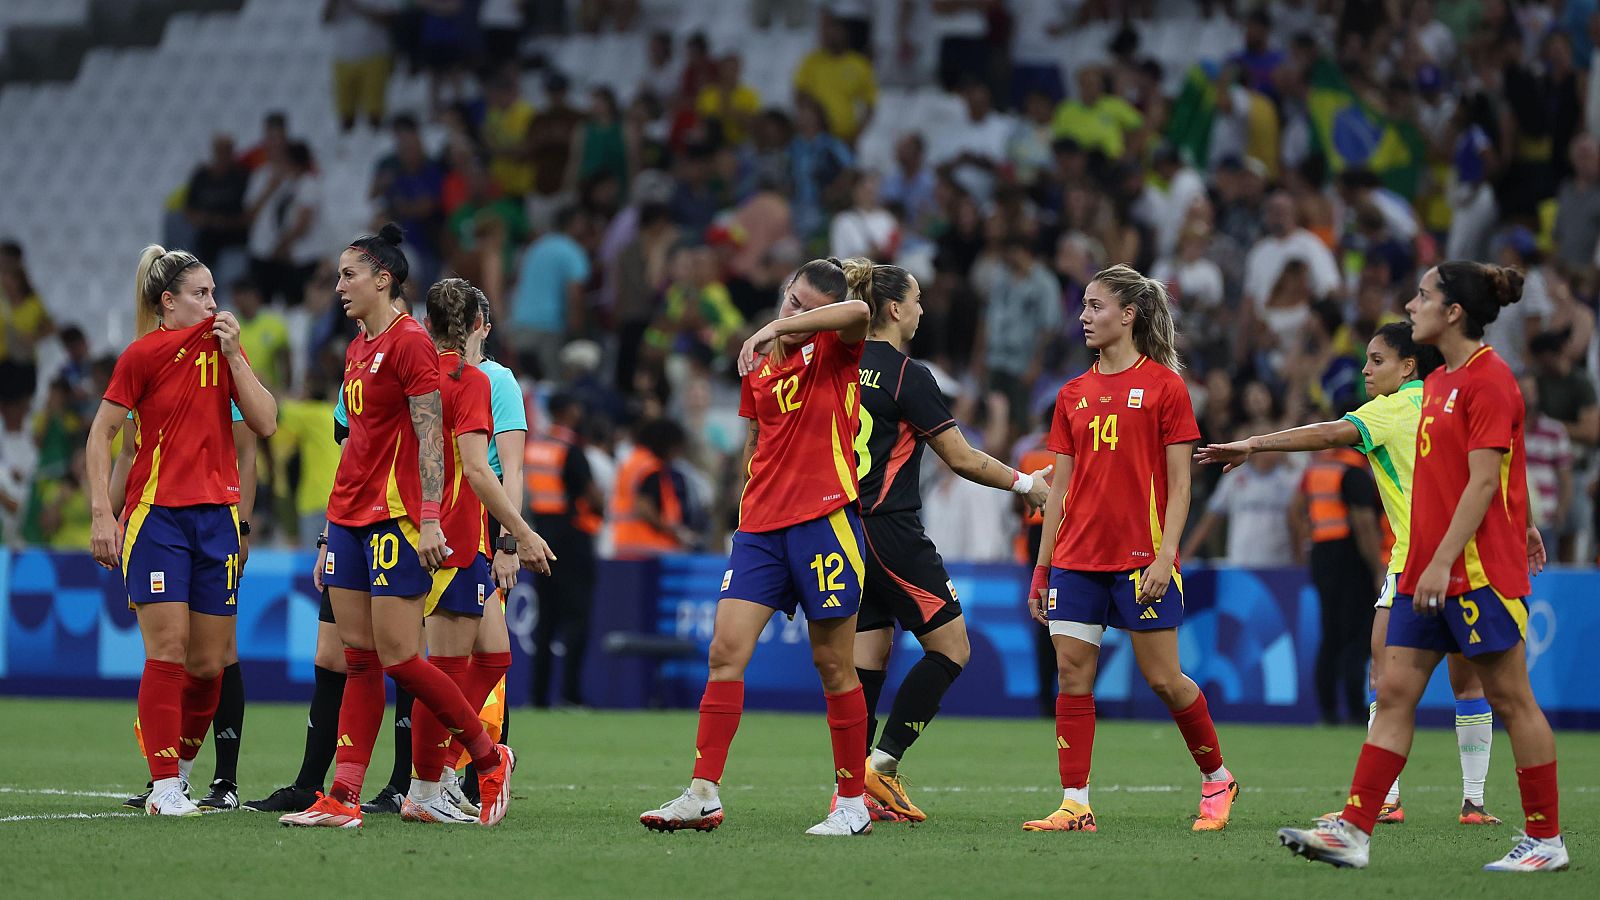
[1010,469,1035,494]
[238,520,252,536]
[420,500,441,521]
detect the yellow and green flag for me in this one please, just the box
[1307,59,1424,196]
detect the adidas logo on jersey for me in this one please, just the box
[172,347,189,364]
[1075,397,1088,410]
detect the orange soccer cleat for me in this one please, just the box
[476,745,516,826]
[1023,799,1097,832]
[279,792,362,829]
[866,765,926,822]
[1459,800,1501,825]
[1192,777,1239,832]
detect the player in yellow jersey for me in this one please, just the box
[1197,322,1502,826]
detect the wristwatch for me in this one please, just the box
[316,533,328,548]
[238,520,252,536]
[495,535,517,554]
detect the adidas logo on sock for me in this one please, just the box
[336,734,355,748]
[154,747,179,759]
[215,728,239,740]
[1057,737,1070,749]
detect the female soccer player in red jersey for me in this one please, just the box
[1022,264,1237,834]
[849,263,1052,822]
[1279,263,1568,873]
[86,245,278,817]
[280,225,515,828]
[401,278,552,824]
[640,257,874,837]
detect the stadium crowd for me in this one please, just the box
[3,0,1600,578]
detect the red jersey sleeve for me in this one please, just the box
[1465,378,1516,452]
[738,375,755,419]
[392,328,441,398]
[454,369,493,436]
[102,341,149,410]
[1047,390,1075,456]
[1158,377,1202,445]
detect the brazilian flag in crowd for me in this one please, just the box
[1307,60,1425,196]
[1168,60,1424,197]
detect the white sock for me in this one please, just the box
[869,749,899,775]
[410,778,440,801]
[689,777,720,805]
[835,793,868,818]
[1063,786,1089,807]
[153,776,182,796]
[1455,701,1493,805]
[178,757,195,785]
[1203,765,1229,782]
[1370,701,1401,804]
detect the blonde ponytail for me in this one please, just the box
[134,243,202,337]
[1093,263,1183,371]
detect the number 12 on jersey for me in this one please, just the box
[1088,414,1119,451]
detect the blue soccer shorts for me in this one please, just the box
[424,553,494,617]
[121,503,242,616]
[1046,567,1186,645]
[1388,584,1526,658]
[322,517,431,598]
[720,506,865,621]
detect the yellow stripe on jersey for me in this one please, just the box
[1500,446,1514,518]
[447,436,464,508]
[1463,536,1490,591]
[826,507,866,586]
[1147,476,1163,556]
[136,415,163,508]
[830,416,858,503]
[384,432,407,520]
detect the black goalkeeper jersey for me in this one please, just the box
[855,340,958,516]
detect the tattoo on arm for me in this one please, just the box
[1258,435,1290,450]
[409,391,444,505]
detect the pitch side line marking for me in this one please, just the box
[0,787,131,799]
[0,812,143,824]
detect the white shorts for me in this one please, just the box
[1374,572,1398,610]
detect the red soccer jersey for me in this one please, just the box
[737,330,863,533]
[326,314,440,526]
[1400,346,1532,598]
[438,352,494,568]
[1048,356,1200,571]
[103,317,242,519]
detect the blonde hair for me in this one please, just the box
[426,277,481,379]
[1093,263,1182,371]
[133,244,203,337]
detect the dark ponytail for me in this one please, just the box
[426,277,481,379]
[1435,261,1524,340]
[837,257,912,328]
[1374,321,1445,380]
[348,222,410,298]
[793,257,847,303]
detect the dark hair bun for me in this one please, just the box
[378,222,405,246]
[1490,265,1524,308]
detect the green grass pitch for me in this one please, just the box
[0,697,1591,898]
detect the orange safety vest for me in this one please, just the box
[1013,446,1056,563]
[610,446,683,558]
[523,426,601,535]
[1302,448,1368,543]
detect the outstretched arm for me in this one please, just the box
[926,427,1052,510]
[1195,419,1362,471]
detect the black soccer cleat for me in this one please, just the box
[243,784,321,813]
[198,778,240,811]
[122,782,153,810]
[361,784,405,815]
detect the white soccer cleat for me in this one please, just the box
[278,792,363,828]
[805,805,872,837]
[1278,817,1369,869]
[401,792,479,824]
[145,780,202,818]
[640,788,724,832]
[441,767,479,817]
[1483,831,1569,872]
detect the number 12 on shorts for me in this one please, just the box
[810,552,845,591]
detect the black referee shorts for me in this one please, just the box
[857,510,963,637]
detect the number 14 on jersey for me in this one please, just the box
[1087,414,1119,451]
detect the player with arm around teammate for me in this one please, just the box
[1198,322,1504,826]
[1278,263,1567,872]
[640,257,876,837]
[1023,264,1238,834]
[849,261,1052,822]
[86,245,277,816]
